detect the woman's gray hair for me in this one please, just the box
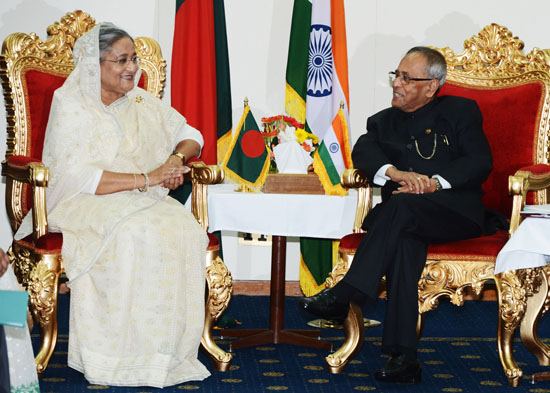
[406,46,447,87]
[98,22,133,62]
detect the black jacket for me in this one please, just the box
[352,95,493,231]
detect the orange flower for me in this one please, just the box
[261,115,283,123]
[282,115,303,129]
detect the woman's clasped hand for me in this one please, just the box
[152,155,191,190]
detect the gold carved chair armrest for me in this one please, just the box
[508,164,550,234]
[187,161,225,231]
[340,168,373,234]
[1,158,50,241]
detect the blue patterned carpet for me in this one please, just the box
[34,294,550,392]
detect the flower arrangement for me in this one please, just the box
[261,115,319,173]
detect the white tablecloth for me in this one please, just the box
[494,217,550,274]
[204,183,358,239]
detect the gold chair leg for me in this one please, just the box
[201,309,232,371]
[495,271,533,387]
[34,302,59,375]
[520,268,550,365]
[416,312,425,338]
[325,302,364,374]
[9,246,62,375]
[201,252,233,371]
[28,254,62,375]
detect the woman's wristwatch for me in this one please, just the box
[172,150,186,164]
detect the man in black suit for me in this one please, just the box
[300,46,494,384]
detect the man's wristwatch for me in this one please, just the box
[433,177,442,191]
[172,150,186,164]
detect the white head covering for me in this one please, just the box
[70,23,142,110]
[15,23,172,240]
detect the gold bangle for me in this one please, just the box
[138,173,149,192]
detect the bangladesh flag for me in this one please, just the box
[171,0,232,165]
[222,105,270,192]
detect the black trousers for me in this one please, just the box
[342,193,481,355]
[0,326,10,393]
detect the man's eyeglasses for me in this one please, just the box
[389,70,432,85]
[103,56,141,66]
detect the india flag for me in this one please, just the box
[285,0,352,196]
[285,0,352,296]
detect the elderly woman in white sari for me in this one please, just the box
[14,23,210,387]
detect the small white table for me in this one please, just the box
[495,217,550,274]
[206,184,357,238]
[205,183,358,350]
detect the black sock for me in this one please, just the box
[351,291,370,308]
[398,348,417,361]
[329,281,359,303]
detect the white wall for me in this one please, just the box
[1,0,550,280]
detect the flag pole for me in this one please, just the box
[236,97,249,193]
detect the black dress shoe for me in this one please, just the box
[374,354,421,383]
[298,288,349,321]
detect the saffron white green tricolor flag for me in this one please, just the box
[286,0,352,196]
[285,0,353,296]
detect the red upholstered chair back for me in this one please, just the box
[1,10,166,231]
[434,24,550,220]
[438,82,544,218]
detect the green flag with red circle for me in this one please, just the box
[222,105,270,191]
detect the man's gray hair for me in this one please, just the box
[98,22,133,62]
[407,46,447,87]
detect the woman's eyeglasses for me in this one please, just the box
[103,56,141,66]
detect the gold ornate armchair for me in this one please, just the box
[324,24,550,387]
[0,10,233,374]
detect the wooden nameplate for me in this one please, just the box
[264,173,325,194]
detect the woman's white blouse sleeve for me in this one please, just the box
[83,168,104,194]
[175,123,204,153]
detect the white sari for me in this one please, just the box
[15,24,210,387]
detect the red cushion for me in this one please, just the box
[15,230,216,255]
[339,230,509,262]
[517,163,550,176]
[427,230,509,261]
[340,232,365,253]
[207,232,219,251]
[15,233,63,255]
[439,82,543,217]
